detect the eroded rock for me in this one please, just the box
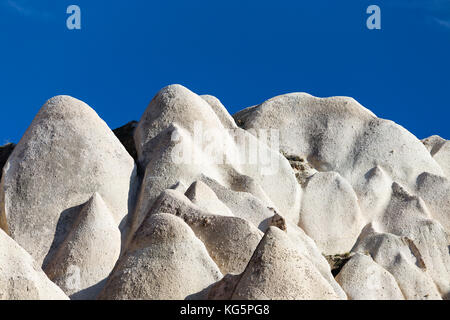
[99,213,222,300]
[0,96,137,266]
[0,229,68,300]
[336,253,404,300]
[231,227,341,300]
[44,193,121,299]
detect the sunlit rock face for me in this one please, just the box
[1,85,449,300]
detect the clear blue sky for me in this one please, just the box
[1,0,449,144]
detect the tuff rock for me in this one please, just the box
[0,85,448,300]
[0,229,68,300]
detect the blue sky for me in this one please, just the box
[1,0,449,144]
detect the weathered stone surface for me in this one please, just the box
[231,227,340,300]
[149,189,263,274]
[416,172,450,232]
[185,180,233,217]
[149,188,344,299]
[280,219,347,299]
[199,175,275,230]
[44,193,121,299]
[375,182,450,297]
[352,225,442,300]
[234,93,444,215]
[128,85,301,245]
[0,96,137,267]
[422,135,446,155]
[1,86,449,301]
[99,213,222,300]
[352,165,392,222]
[299,171,365,255]
[200,95,238,129]
[324,252,355,277]
[336,253,404,300]
[205,274,241,300]
[432,140,450,178]
[0,229,68,300]
[233,91,450,300]
[169,180,188,193]
[284,154,317,186]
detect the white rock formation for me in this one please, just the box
[336,253,404,300]
[430,141,450,178]
[149,189,263,275]
[352,225,442,300]
[1,85,449,301]
[198,175,276,230]
[416,172,450,232]
[352,165,392,222]
[0,229,68,300]
[44,193,121,299]
[234,91,450,299]
[0,96,137,266]
[128,85,301,247]
[200,95,238,129]
[299,171,364,254]
[98,213,222,300]
[184,180,233,217]
[280,219,347,299]
[231,227,340,300]
[422,135,447,154]
[375,183,450,296]
[234,93,444,216]
[422,135,450,178]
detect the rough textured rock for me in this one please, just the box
[325,252,355,277]
[99,213,222,300]
[336,253,404,300]
[185,180,233,217]
[128,85,301,245]
[206,274,241,300]
[416,172,450,232]
[299,171,365,255]
[200,95,238,129]
[378,182,432,236]
[0,96,137,266]
[44,193,121,299]
[432,140,450,178]
[231,227,340,300]
[199,175,276,230]
[278,219,347,299]
[0,229,68,300]
[149,188,345,299]
[234,93,444,217]
[422,135,447,155]
[375,182,450,297]
[1,86,449,301]
[149,189,263,274]
[352,165,392,222]
[352,225,442,300]
[284,154,317,186]
[169,180,188,193]
[233,91,450,300]
[267,212,287,231]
